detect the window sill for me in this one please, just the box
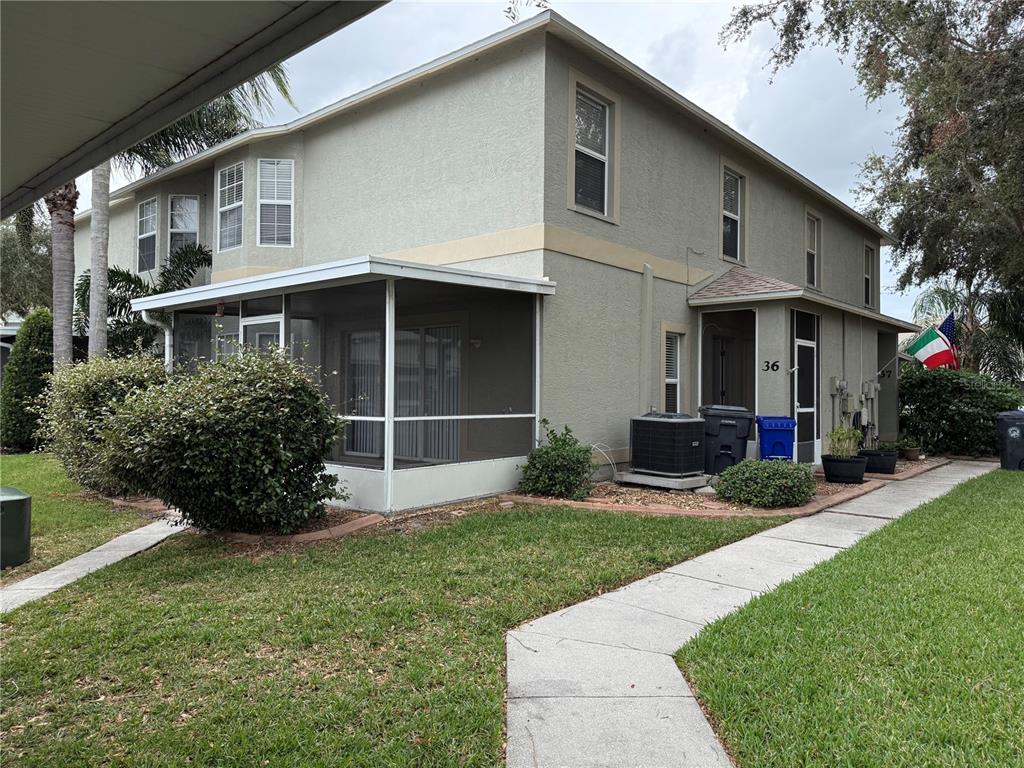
[721,255,744,265]
[569,204,618,226]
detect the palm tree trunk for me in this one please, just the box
[88,162,110,358]
[44,181,79,368]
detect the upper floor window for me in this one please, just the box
[722,168,743,261]
[864,245,874,307]
[257,159,294,246]
[169,195,199,257]
[574,89,608,215]
[218,162,243,251]
[806,213,820,288]
[137,197,157,272]
[664,332,682,413]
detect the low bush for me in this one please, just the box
[39,354,166,495]
[518,420,595,500]
[715,459,817,509]
[899,365,1021,456]
[0,308,53,452]
[103,351,344,533]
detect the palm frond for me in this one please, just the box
[157,242,213,294]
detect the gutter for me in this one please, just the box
[141,310,173,372]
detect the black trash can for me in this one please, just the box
[1,486,32,569]
[995,410,1024,470]
[699,404,755,475]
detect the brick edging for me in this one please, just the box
[499,479,885,519]
[220,514,385,545]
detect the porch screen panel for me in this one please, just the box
[395,330,421,460]
[423,325,461,462]
[347,330,383,457]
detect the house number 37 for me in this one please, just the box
[762,360,781,371]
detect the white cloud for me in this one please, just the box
[75,0,919,320]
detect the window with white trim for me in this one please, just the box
[217,162,243,251]
[137,197,157,272]
[665,332,682,413]
[574,89,609,215]
[257,159,294,246]
[864,245,874,306]
[722,168,743,261]
[168,195,199,257]
[806,213,820,288]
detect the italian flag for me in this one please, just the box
[906,326,957,369]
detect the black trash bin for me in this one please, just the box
[1,486,32,569]
[995,410,1024,471]
[699,404,755,475]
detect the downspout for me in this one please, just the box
[141,310,173,372]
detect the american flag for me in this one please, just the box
[937,311,959,369]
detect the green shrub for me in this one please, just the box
[899,365,1021,456]
[716,459,817,509]
[103,351,344,533]
[825,424,862,458]
[39,354,166,495]
[0,309,53,452]
[518,420,595,500]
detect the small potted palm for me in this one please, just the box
[822,424,868,483]
[859,439,898,474]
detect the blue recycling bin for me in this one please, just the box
[756,416,796,461]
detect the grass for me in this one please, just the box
[0,453,151,583]
[1,503,783,766]
[677,469,1024,768]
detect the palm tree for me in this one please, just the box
[85,65,295,358]
[44,181,79,367]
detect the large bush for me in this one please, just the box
[518,421,595,500]
[103,351,344,533]
[716,459,817,508]
[0,308,53,452]
[899,365,1021,456]
[39,354,166,494]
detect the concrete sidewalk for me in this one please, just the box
[505,461,995,768]
[0,518,181,614]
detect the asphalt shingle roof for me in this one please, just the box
[690,266,801,301]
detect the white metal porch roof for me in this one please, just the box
[130,255,556,312]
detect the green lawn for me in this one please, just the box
[1,503,783,766]
[678,469,1024,768]
[0,453,151,583]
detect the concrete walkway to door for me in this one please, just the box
[504,461,995,768]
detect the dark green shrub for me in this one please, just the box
[0,308,53,452]
[103,351,344,533]
[518,420,595,500]
[899,365,1021,456]
[716,459,817,508]
[39,354,166,494]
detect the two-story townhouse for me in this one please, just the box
[73,11,916,513]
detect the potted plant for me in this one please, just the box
[898,435,921,461]
[858,439,898,474]
[822,424,868,483]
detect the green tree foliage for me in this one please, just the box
[0,207,51,318]
[518,420,595,500]
[715,459,817,508]
[0,309,53,451]
[39,355,166,495]
[722,2,1024,289]
[73,242,212,357]
[899,364,1021,456]
[102,351,343,533]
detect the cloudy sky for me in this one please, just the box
[81,0,915,319]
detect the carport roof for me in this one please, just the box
[689,267,919,332]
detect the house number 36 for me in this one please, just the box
[762,360,780,371]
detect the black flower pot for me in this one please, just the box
[858,449,898,474]
[821,455,868,484]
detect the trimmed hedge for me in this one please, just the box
[716,459,817,509]
[0,308,53,452]
[102,351,344,533]
[899,365,1021,456]
[39,354,166,495]
[518,421,595,501]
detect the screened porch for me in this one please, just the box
[135,256,554,513]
